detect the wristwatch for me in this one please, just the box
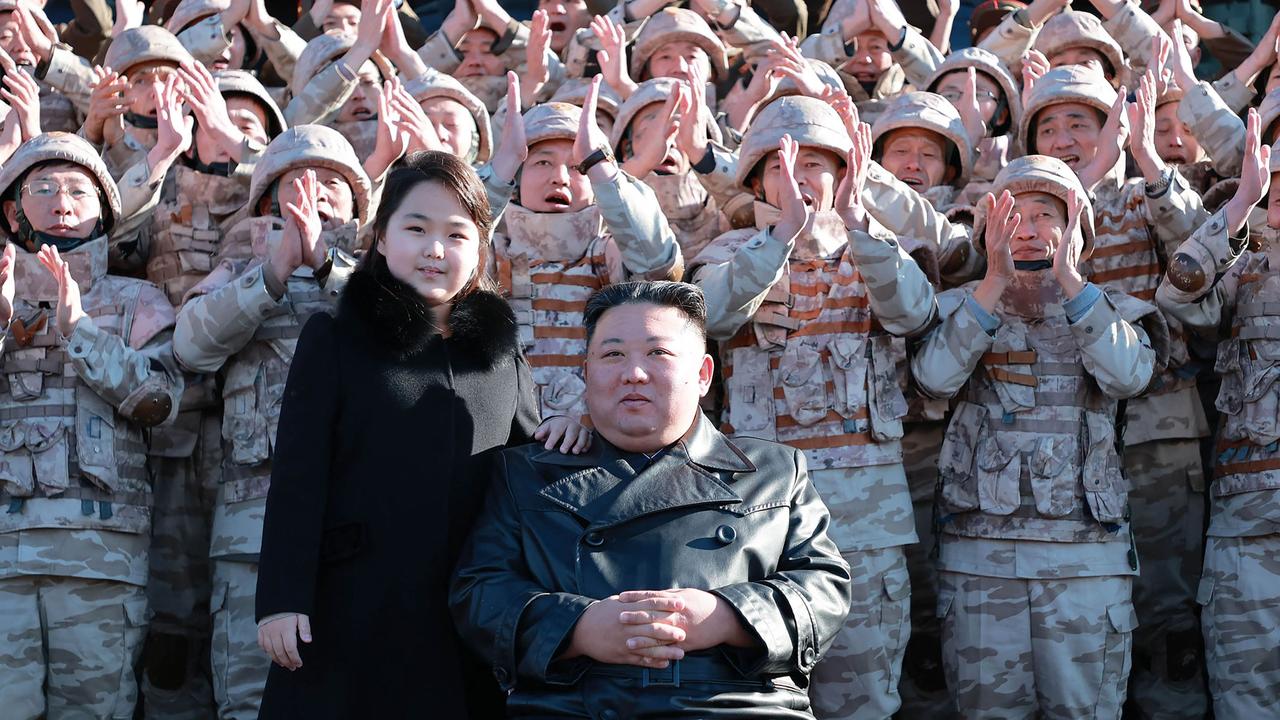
[575,147,614,175]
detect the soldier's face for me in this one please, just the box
[4,165,102,239]
[278,168,355,227]
[1008,191,1068,262]
[646,42,713,85]
[844,31,892,85]
[322,3,361,36]
[125,64,179,117]
[456,28,506,78]
[935,69,1006,129]
[537,0,591,52]
[584,302,714,453]
[878,129,955,190]
[760,147,842,212]
[1047,47,1110,81]
[1032,102,1102,172]
[226,96,271,145]
[376,179,481,305]
[520,139,595,212]
[0,12,35,67]
[421,97,477,161]
[211,24,248,71]
[623,101,688,174]
[1269,174,1280,229]
[1153,102,1204,166]
[336,62,381,122]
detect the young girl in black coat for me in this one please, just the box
[252,151,588,718]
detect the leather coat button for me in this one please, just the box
[584,531,605,547]
[492,666,509,684]
[715,524,737,545]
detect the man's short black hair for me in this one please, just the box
[584,281,708,346]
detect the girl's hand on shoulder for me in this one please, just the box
[534,415,593,454]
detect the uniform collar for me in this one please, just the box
[13,235,108,302]
[502,203,603,261]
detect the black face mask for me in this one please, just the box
[124,112,159,130]
[1013,259,1053,271]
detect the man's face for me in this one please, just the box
[0,11,35,67]
[623,102,687,174]
[335,60,381,122]
[322,3,361,35]
[645,41,713,85]
[1153,101,1204,166]
[520,139,595,212]
[211,23,248,70]
[584,302,713,453]
[455,28,506,78]
[1032,102,1102,171]
[878,128,954,190]
[1047,46,1110,80]
[421,97,477,160]
[226,96,271,145]
[844,31,892,86]
[537,0,591,52]
[276,167,355,228]
[935,69,1005,129]
[124,63,179,117]
[759,147,842,213]
[4,164,103,238]
[1008,191,1068,262]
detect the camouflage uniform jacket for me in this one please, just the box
[1179,80,1246,178]
[914,281,1159,578]
[0,236,180,587]
[174,13,308,76]
[642,170,723,261]
[35,45,95,117]
[284,59,363,127]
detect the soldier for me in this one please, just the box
[0,132,181,718]
[485,77,681,424]
[282,8,390,146]
[1031,9,1126,86]
[164,0,263,72]
[405,69,494,166]
[689,95,936,720]
[172,125,370,720]
[0,1,86,133]
[1155,113,1280,720]
[799,0,932,110]
[924,47,1023,197]
[914,155,1161,718]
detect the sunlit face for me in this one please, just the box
[322,3,361,35]
[844,31,892,85]
[1032,101,1103,171]
[455,28,506,78]
[878,128,955,190]
[0,12,35,67]
[757,147,842,212]
[210,23,248,70]
[645,41,713,85]
[275,167,355,228]
[3,164,103,239]
[421,97,477,160]
[377,180,481,305]
[622,101,687,174]
[1047,46,1111,80]
[1008,191,1068,262]
[520,138,594,212]
[935,69,1006,130]
[226,95,271,145]
[1153,101,1204,166]
[537,0,591,52]
[124,62,180,117]
[584,302,713,453]
[335,60,381,122]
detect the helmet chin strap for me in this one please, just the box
[1013,259,1053,271]
[183,154,236,177]
[124,112,159,130]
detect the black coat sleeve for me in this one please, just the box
[255,312,341,621]
[508,354,541,446]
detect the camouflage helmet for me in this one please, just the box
[925,47,1022,138]
[1155,82,1185,110]
[164,0,230,33]
[1020,65,1117,154]
[457,75,508,114]
[760,58,845,107]
[1260,87,1280,145]
[214,70,287,138]
[0,132,123,237]
[523,102,582,147]
[406,71,493,163]
[974,154,1095,260]
[609,76,722,151]
[289,33,394,97]
[247,125,372,223]
[1033,11,1125,83]
[550,77,622,123]
[629,8,729,82]
[872,91,973,186]
[735,95,852,191]
[104,25,194,77]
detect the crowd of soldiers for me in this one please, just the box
[0,0,1277,717]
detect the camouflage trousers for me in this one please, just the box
[0,576,149,719]
[1122,439,1207,720]
[938,571,1136,719]
[210,560,270,720]
[1199,533,1280,719]
[810,546,910,720]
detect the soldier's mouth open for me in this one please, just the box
[545,193,573,207]
[549,21,567,32]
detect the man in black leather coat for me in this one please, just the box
[450,280,853,719]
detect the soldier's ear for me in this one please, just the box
[2,200,16,233]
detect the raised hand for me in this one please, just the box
[152,74,194,167]
[771,39,828,100]
[524,10,552,106]
[1021,49,1050,99]
[389,78,445,155]
[0,244,16,327]
[112,0,145,35]
[771,134,811,245]
[1126,70,1164,181]
[491,71,528,185]
[572,75,614,173]
[440,0,480,45]
[1225,108,1272,235]
[620,87,679,178]
[179,61,246,160]
[673,69,710,167]
[868,0,908,43]
[820,84,860,140]
[835,119,873,231]
[955,67,987,143]
[1052,188,1087,298]
[365,84,409,179]
[84,66,130,145]
[0,67,42,141]
[37,245,86,338]
[1077,86,1130,191]
[1164,21,1199,94]
[591,15,637,100]
[14,5,53,64]
[308,0,335,27]
[284,170,326,271]
[973,190,1017,312]
[839,0,872,41]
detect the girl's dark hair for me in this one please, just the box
[360,150,498,297]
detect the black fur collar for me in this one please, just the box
[340,269,520,367]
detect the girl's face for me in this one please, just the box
[377,180,482,305]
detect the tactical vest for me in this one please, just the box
[0,238,152,537]
[104,124,156,180]
[1211,254,1280,497]
[718,212,908,471]
[39,84,81,133]
[645,171,721,261]
[495,204,612,423]
[217,217,351,506]
[148,164,249,306]
[937,295,1129,543]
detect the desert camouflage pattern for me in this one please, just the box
[209,559,271,720]
[37,46,96,118]
[629,7,729,81]
[641,171,722,261]
[103,25,195,79]
[1033,10,1125,84]
[1179,81,1246,179]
